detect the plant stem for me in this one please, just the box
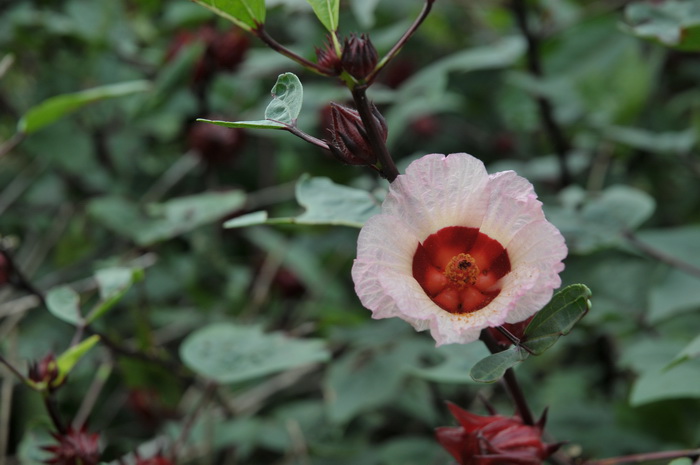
[479,330,534,426]
[44,393,66,434]
[509,0,572,187]
[350,86,399,182]
[285,126,330,150]
[0,132,24,159]
[1,248,46,307]
[254,27,332,76]
[367,0,436,84]
[584,448,700,465]
[623,230,700,279]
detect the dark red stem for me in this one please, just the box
[510,0,572,187]
[367,0,436,84]
[350,86,399,181]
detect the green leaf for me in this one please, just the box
[603,126,696,154]
[190,0,266,30]
[522,284,592,355]
[224,174,381,229]
[470,346,529,383]
[55,335,100,385]
[196,73,303,131]
[195,118,286,130]
[45,286,83,325]
[547,185,656,253]
[86,267,144,324]
[180,323,330,384]
[667,334,700,369]
[18,80,150,134]
[88,190,246,246]
[668,459,693,465]
[407,343,491,384]
[630,359,700,406]
[264,73,303,126]
[306,0,339,32]
[623,0,700,51]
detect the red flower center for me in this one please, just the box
[412,226,511,314]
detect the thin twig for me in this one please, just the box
[479,330,534,425]
[254,27,332,76]
[170,381,219,462]
[510,0,572,187]
[284,126,330,150]
[367,0,436,84]
[0,332,18,465]
[0,132,24,159]
[73,360,113,429]
[350,86,399,182]
[584,448,700,465]
[623,230,700,279]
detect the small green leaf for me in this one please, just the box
[667,334,700,370]
[46,286,83,325]
[55,335,100,385]
[264,73,303,126]
[18,80,150,134]
[668,458,693,465]
[86,267,144,324]
[522,284,592,355]
[306,0,339,32]
[294,175,380,226]
[224,175,381,229]
[180,323,330,384]
[196,118,286,130]
[191,0,266,30]
[196,73,303,131]
[470,346,528,383]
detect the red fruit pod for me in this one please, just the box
[436,402,561,465]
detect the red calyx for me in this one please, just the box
[436,403,561,465]
[42,426,101,465]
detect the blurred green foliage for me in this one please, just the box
[1,0,700,464]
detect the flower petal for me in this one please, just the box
[382,153,490,241]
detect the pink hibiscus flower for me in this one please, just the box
[352,153,567,345]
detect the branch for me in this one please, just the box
[623,230,700,279]
[367,0,436,84]
[254,27,333,76]
[350,86,399,182]
[510,0,572,187]
[584,448,700,465]
[479,330,534,426]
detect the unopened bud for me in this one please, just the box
[27,353,63,392]
[315,37,342,75]
[341,34,378,80]
[327,102,387,166]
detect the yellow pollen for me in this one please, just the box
[444,253,480,288]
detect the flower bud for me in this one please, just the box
[436,402,561,465]
[27,353,63,392]
[315,37,342,75]
[42,426,101,465]
[188,118,246,165]
[327,102,387,166]
[341,34,378,80]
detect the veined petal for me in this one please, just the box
[382,153,490,241]
[352,153,567,346]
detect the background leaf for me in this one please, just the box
[45,286,83,325]
[17,80,150,134]
[180,323,330,384]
